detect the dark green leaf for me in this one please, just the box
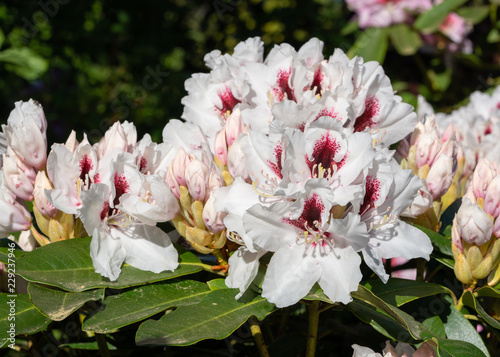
[365,278,455,307]
[348,27,389,63]
[389,24,423,56]
[415,224,453,257]
[28,283,104,321]
[462,288,500,329]
[60,341,117,350]
[83,280,211,334]
[442,295,490,356]
[437,338,486,357]
[414,0,468,33]
[0,246,24,264]
[0,293,51,346]
[423,316,446,339]
[16,237,203,292]
[351,285,426,340]
[302,285,333,304]
[136,288,275,346]
[347,300,415,343]
[456,6,490,24]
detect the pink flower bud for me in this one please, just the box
[203,195,226,233]
[415,130,440,168]
[2,153,35,201]
[33,171,58,218]
[214,129,228,165]
[0,176,31,235]
[165,165,181,199]
[2,99,47,170]
[185,158,209,202]
[456,197,493,246]
[440,13,468,44]
[225,108,247,147]
[484,175,500,218]
[494,216,500,238]
[208,167,224,194]
[472,158,497,199]
[172,147,189,187]
[426,153,455,200]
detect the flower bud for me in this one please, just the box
[456,198,493,246]
[227,139,248,183]
[483,175,500,218]
[225,108,247,147]
[33,171,58,218]
[165,165,181,199]
[203,195,226,234]
[64,131,79,153]
[185,158,209,202]
[426,154,455,200]
[0,175,32,235]
[2,99,47,170]
[2,153,35,201]
[172,147,189,187]
[471,158,496,199]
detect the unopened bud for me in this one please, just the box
[33,171,57,218]
[185,159,209,202]
[484,175,500,218]
[203,195,226,234]
[454,252,473,284]
[456,198,493,246]
[426,154,455,200]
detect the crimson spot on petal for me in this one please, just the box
[354,96,380,133]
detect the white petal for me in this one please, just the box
[90,227,126,281]
[317,246,362,304]
[262,243,321,307]
[226,247,266,299]
[116,224,179,274]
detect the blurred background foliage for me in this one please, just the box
[0,0,499,145]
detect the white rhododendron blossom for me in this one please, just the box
[190,37,434,307]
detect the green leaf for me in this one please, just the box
[0,246,24,264]
[437,338,486,357]
[365,278,455,307]
[414,0,468,33]
[347,300,415,343]
[423,315,446,339]
[351,285,427,340]
[60,341,117,350]
[0,29,5,49]
[28,283,104,321]
[415,224,453,257]
[389,24,423,56]
[83,280,211,334]
[135,288,276,346]
[487,29,500,43]
[462,288,500,329]
[0,47,48,81]
[302,284,333,304]
[207,278,228,291]
[0,293,51,346]
[347,27,389,63]
[16,237,203,292]
[442,295,490,356]
[341,21,359,36]
[456,6,490,24]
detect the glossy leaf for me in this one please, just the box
[414,0,468,33]
[136,288,275,346]
[28,283,104,321]
[437,338,486,357]
[462,288,500,329]
[442,295,490,356]
[302,284,333,304]
[415,224,453,257]
[364,278,455,306]
[207,278,228,291]
[348,27,389,63]
[423,316,446,339]
[0,293,51,346]
[60,341,117,350]
[347,299,415,343]
[389,24,423,56]
[16,237,203,292]
[83,280,211,334]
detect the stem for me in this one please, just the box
[306,300,320,357]
[248,316,269,357]
[95,334,111,357]
[416,258,426,281]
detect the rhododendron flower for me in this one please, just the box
[352,340,436,357]
[346,0,432,29]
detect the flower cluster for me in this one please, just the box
[180,37,433,307]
